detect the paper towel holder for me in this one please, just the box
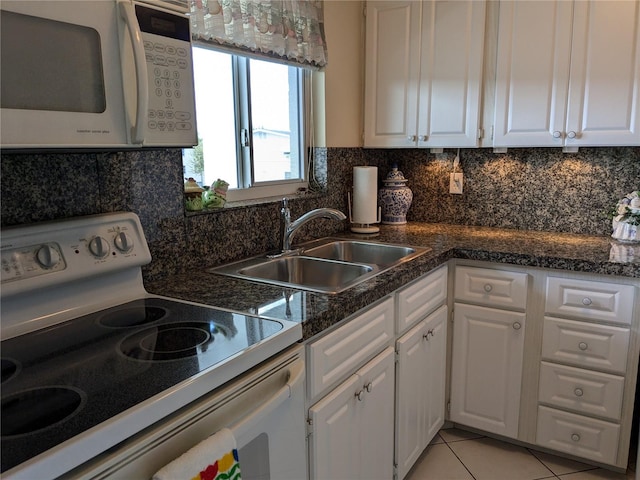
[348,191,381,234]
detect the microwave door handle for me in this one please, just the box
[229,360,304,439]
[119,0,148,145]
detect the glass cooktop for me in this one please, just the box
[0,297,285,473]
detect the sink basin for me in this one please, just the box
[237,256,374,294]
[209,238,430,294]
[304,240,417,267]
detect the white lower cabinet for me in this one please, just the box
[309,347,395,480]
[395,305,447,480]
[450,302,526,439]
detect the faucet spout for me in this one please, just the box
[280,200,346,252]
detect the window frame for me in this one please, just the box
[187,43,310,203]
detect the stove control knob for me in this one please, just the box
[114,232,133,253]
[89,236,110,258]
[36,244,61,269]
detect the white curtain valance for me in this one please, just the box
[189,0,328,69]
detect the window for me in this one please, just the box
[183,45,308,202]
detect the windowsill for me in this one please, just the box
[184,189,326,215]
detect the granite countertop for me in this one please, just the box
[145,222,640,341]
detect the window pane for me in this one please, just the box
[249,59,301,183]
[184,47,238,188]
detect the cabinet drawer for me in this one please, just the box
[397,265,447,334]
[454,266,528,310]
[546,276,635,325]
[307,297,394,401]
[539,362,625,421]
[536,406,620,465]
[542,317,630,374]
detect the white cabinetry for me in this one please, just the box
[394,265,448,480]
[307,297,395,480]
[536,276,636,466]
[450,266,528,439]
[493,0,640,147]
[364,1,486,148]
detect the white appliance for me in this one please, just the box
[0,212,305,479]
[0,0,197,149]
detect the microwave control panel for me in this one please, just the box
[135,2,197,146]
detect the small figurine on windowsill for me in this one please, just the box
[204,179,229,209]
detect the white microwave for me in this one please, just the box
[0,0,197,149]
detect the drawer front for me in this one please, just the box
[536,406,620,465]
[454,266,528,310]
[396,265,448,334]
[538,362,625,421]
[546,276,635,325]
[308,297,394,401]
[542,317,630,374]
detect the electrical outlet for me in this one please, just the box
[449,173,463,194]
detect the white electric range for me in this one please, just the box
[0,212,302,478]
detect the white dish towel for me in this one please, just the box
[152,427,242,480]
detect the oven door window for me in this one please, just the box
[1,11,106,113]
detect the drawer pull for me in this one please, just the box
[484,284,493,293]
[512,322,522,330]
[574,388,584,397]
[365,382,373,393]
[582,297,593,306]
[578,342,588,351]
[355,389,364,402]
[571,433,581,442]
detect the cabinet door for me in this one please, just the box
[450,303,525,439]
[565,0,640,146]
[364,1,421,147]
[309,374,361,480]
[425,305,447,441]
[357,347,395,480]
[493,0,573,147]
[395,305,447,480]
[417,1,486,147]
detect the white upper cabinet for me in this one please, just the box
[493,0,640,147]
[364,1,486,148]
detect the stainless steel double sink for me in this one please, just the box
[209,238,430,294]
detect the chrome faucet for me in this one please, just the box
[280,199,346,253]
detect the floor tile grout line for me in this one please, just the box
[527,448,563,479]
[443,439,478,480]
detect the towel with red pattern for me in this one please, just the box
[152,428,241,480]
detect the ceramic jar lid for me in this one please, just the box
[383,166,408,185]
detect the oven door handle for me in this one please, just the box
[230,360,304,439]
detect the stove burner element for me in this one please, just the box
[98,304,167,328]
[1,387,85,438]
[1,358,20,385]
[120,322,218,361]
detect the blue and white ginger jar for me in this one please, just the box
[378,166,413,224]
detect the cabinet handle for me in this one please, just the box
[484,284,493,293]
[407,135,416,142]
[582,297,593,306]
[423,329,435,341]
[355,389,364,401]
[574,388,584,397]
[578,342,588,351]
[567,131,577,139]
[418,135,428,142]
[552,131,562,138]
[571,433,581,442]
[365,382,373,393]
[512,322,522,330]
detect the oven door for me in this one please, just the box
[60,345,307,480]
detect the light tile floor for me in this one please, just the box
[406,428,637,480]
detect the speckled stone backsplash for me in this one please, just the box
[1,146,638,282]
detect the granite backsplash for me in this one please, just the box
[1,146,638,282]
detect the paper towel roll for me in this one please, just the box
[352,166,378,224]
